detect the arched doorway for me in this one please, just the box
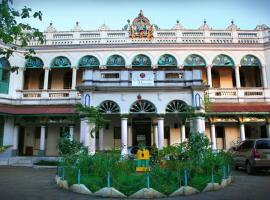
[211,54,235,88]
[183,54,207,84]
[240,55,262,87]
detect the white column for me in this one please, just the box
[210,124,217,150]
[189,117,205,134]
[43,67,50,90]
[266,123,270,138]
[240,123,246,141]
[235,65,241,88]
[12,125,19,153]
[154,124,158,148]
[261,65,268,88]
[69,125,74,141]
[71,66,78,90]
[157,117,164,150]
[206,65,212,88]
[85,121,95,155]
[181,124,186,143]
[80,118,85,144]
[121,118,128,156]
[99,128,104,151]
[40,126,46,151]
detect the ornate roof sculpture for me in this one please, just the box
[71,22,82,32]
[226,20,239,31]
[99,24,110,31]
[128,10,154,39]
[172,20,184,30]
[198,19,212,31]
[45,22,56,32]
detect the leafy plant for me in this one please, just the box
[0,0,45,60]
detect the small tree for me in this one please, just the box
[0,0,45,62]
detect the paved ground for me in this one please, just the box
[0,166,269,200]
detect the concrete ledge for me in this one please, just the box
[70,184,92,195]
[58,180,69,190]
[221,179,228,188]
[94,187,126,198]
[130,188,166,198]
[202,183,222,192]
[33,165,57,169]
[170,186,199,196]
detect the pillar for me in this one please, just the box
[210,124,217,151]
[85,121,95,155]
[181,124,186,143]
[240,123,246,141]
[206,65,212,88]
[266,123,270,138]
[261,65,268,88]
[121,118,128,156]
[38,125,46,156]
[235,65,241,88]
[71,66,78,90]
[157,117,164,150]
[99,128,104,151]
[43,67,50,90]
[79,118,85,144]
[69,125,74,141]
[154,124,158,148]
[12,125,19,156]
[189,116,205,134]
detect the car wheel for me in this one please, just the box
[246,162,254,175]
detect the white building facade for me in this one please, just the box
[1,11,270,157]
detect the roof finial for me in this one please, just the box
[50,21,53,26]
[76,21,79,25]
[127,19,130,24]
[176,19,179,24]
[139,9,143,16]
[231,19,234,24]
[204,19,207,24]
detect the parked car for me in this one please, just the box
[231,138,270,174]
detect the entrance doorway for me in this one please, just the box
[132,118,151,147]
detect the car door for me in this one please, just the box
[238,140,254,166]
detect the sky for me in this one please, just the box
[12,0,270,31]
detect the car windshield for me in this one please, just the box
[256,140,270,149]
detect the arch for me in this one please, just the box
[240,55,261,67]
[165,100,188,113]
[25,57,44,68]
[78,55,100,68]
[157,54,177,68]
[212,54,234,67]
[130,100,156,113]
[50,56,71,68]
[106,54,126,67]
[99,100,120,114]
[132,54,151,68]
[183,54,206,67]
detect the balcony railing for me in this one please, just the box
[17,89,81,99]
[207,88,270,102]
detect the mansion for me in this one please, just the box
[1,11,270,157]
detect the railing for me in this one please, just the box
[18,89,81,99]
[207,87,270,102]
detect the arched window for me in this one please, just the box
[183,54,206,67]
[106,55,125,67]
[165,100,188,113]
[63,71,72,89]
[25,57,44,68]
[78,55,100,68]
[130,100,156,113]
[132,54,151,68]
[157,54,177,68]
[99,100,120,114]
[51,56,71,68]
[212,54,234,67]
[240,55,261,67]
[0,57,10,94]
